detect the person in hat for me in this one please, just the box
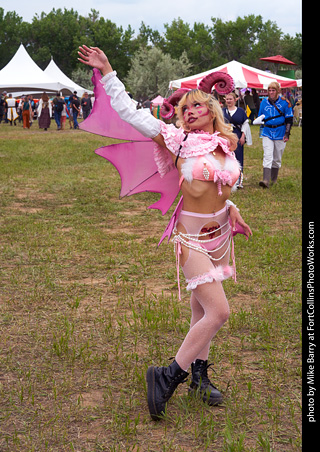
[78,45,252,420]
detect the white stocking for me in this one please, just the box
[175,279,230,371]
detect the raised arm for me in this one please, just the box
[78,45,165,147]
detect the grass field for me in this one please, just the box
[0,120,302,452]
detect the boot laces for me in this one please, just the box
[199,362,217,388]
[164,373,188,398]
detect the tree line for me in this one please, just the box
[0,8,302,99]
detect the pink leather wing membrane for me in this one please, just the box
[79,68,149,142]
[95,142,180,215]
[79,68,180,215]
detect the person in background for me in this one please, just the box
[293,99,302,126]
[255,82,293,188]
[17,96,23,123]
[142,99,152,112]
[69,91,80,129]
[0,92,7,123]
[52,92,65,130]
[6,94,18,126]
[223,92,252,189]
[243,90,256,124]
[66,96,74,129]
[60,97,70,130]
[81,91,92,119]
[29,95,36,126]
[21,95,32,129]
[251,89,260,118]
[37,92,52,131]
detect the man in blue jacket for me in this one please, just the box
[257,82,293,188]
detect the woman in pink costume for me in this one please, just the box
[78,45,252,420]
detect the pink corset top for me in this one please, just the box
[153,123,240,195]
[179,152,241,195]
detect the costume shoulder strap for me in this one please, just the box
[175,133,188,168]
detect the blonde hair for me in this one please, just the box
[225,92,237,100]
[177,90,238,151]
[268,82,281,93]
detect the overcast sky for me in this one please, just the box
[8,0,302,36]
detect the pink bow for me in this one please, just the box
[214,170,232,195]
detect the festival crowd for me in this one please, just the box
[0,90,93,130]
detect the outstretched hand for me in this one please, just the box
[78,45,113,76]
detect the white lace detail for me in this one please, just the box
[186,265,234,290]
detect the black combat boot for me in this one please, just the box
[189,359,223,406]
[146,360,189,420]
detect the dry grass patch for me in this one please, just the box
[0,123,301,451]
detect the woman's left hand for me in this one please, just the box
[229,205,252,238]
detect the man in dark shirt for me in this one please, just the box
[52,92,65,130]
[69,91,80,129]
[80,92,92,120]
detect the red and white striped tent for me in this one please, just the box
[169,60,302,90]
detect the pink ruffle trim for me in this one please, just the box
[186,265,234,291]
[153,122,185,177]
[153,123,234,178]
[179,131,232,158]
[153,146,175,177]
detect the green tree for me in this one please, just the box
[280,33,302,69]
[27,8,82,74]
[248,19,284,68]
[124,46,192,99]
[135,22,162,48]
[0,8,28,69]
[71,67,94,90]
[161,17,192,60]
[77,10,135,80]
[187,22,218,72]
[0,9,302,84]
[161,18,219,72]
[211,15,282,67]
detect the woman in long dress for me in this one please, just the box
[37,93,52,130]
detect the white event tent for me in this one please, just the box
[44,58,93,97]
[0,44,75,95]
[169,60,302,90]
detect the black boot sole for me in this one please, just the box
[146,366,163,421]
[188,386,223,406]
